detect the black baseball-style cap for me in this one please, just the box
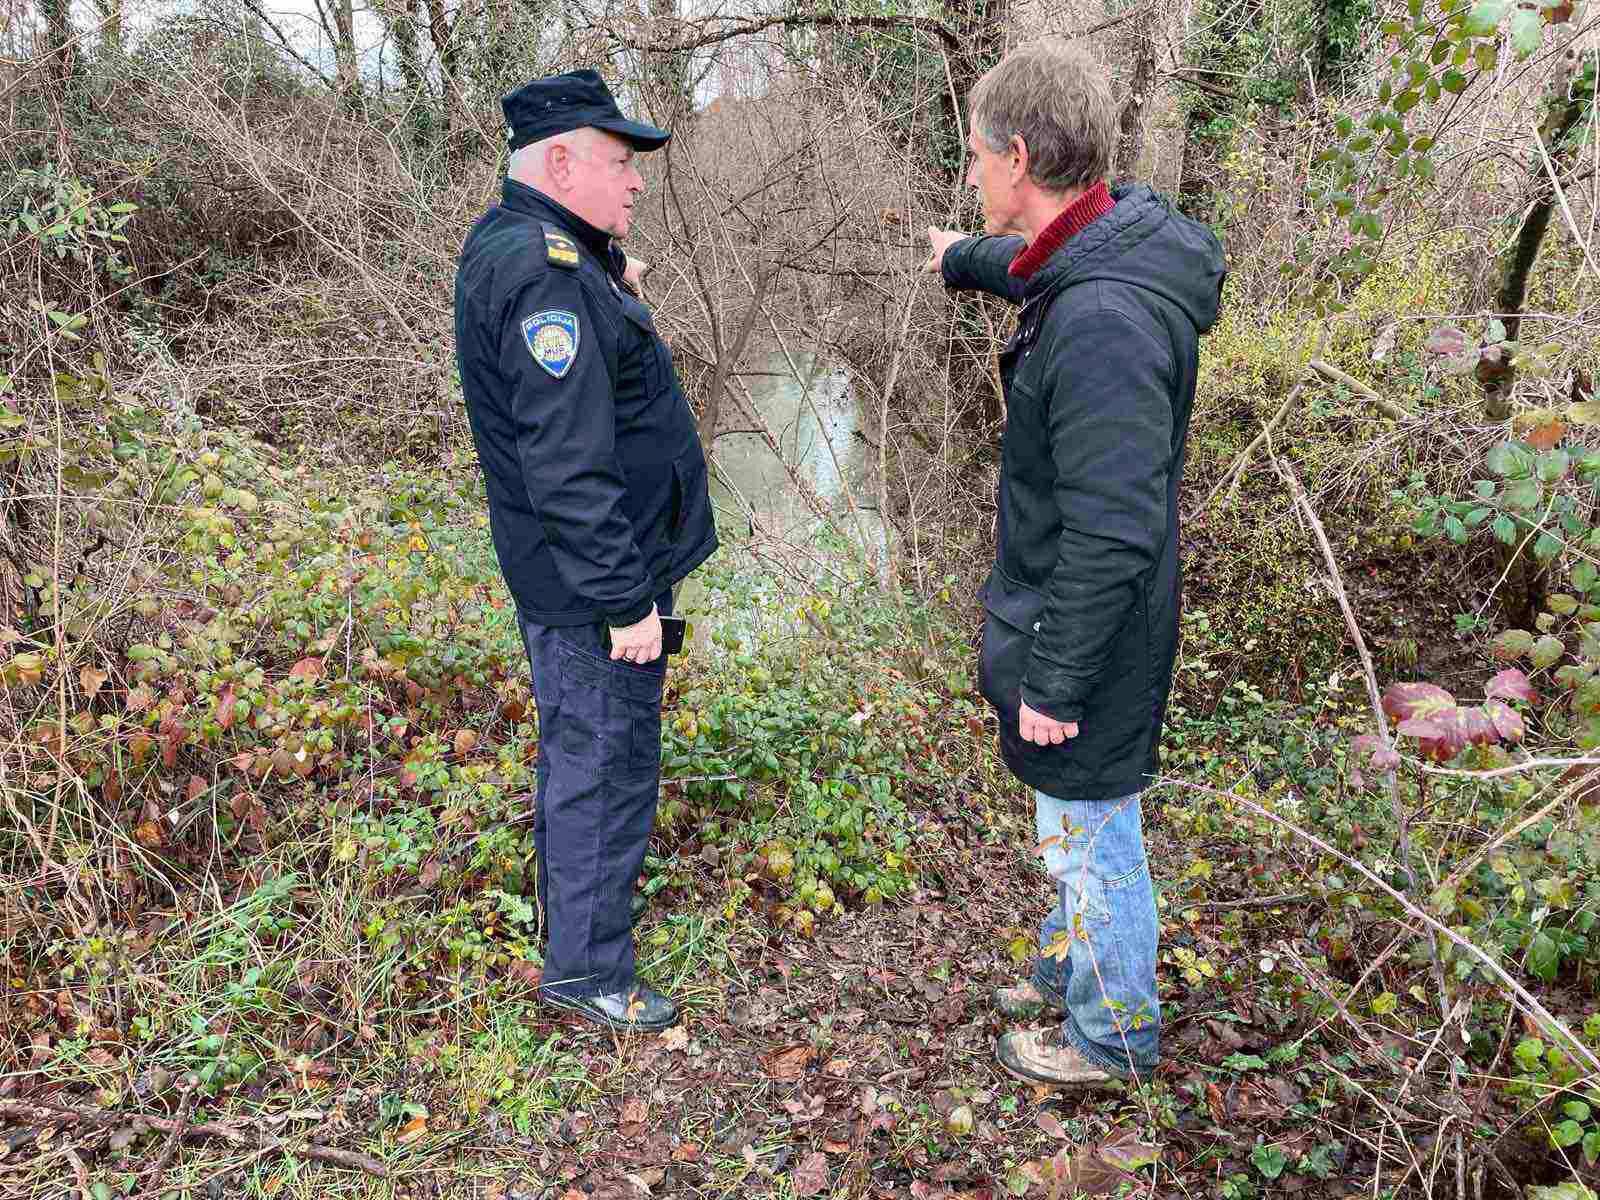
[503,70,671,153]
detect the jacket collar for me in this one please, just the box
[500,178,614,262]
[1009,181,1115,281]
[1020,185,1167,301]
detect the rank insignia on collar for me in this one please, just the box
[522,309,580,379]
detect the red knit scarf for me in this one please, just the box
[1008,181,1115,280]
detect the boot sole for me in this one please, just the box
[543,990,679,1032]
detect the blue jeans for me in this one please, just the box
[1029,790,1160,1079]
[519,591,672,999]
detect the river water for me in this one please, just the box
[676,344,886,640]
[706,346,885,554]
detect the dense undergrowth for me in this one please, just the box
[6,22,1600,1199]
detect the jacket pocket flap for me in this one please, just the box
[983,567,1047,634]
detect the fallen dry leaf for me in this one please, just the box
[1096,1129,1161,1170]
[1036,1109,1066,1139]
[765,1043,814,1081]
[396,1115,428,1144]
[659,1025,689,1052]
[80,666,108,701]
[670,1142,701,1162]
[453,728,479,756]
[288,656,325,680]
[791,1150,828,1197]
[620,1096,647,1124]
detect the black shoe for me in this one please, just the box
[543,986,679,1031]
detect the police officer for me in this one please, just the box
[454,70,718,1031]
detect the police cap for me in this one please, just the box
[503,70,671,154]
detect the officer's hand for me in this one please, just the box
[609,606,662,664]
[623,254,650,294]
[924,227,967,275]
[1019,700,1078,747]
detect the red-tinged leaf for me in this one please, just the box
[1425,326,1470,356]
[288,657,325,681]
[160,729,182,769]
[126,686,153,713]
[1096,1129,1161,1170]
[1485,668,1538,704]
[1484,699,1526,742]
[186,774,207,803]
[1383,682,1456,723]
[1372,747,1401,770]
[216,685,237,730]
[1526,420,1566,451]
[231,751,255,772]
[1036,1109,1067,1139]
[134,820,164,849]
[791,1150,828,1197]
[129,732,153,764]
[1396,716,1445,740]
[1457,705,1499,747]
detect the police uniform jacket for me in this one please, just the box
[455,180,717,627]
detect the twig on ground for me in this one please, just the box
[0,1099,388,1179]
[1183,892,1314,911]
[144,1083,197,1184]
[1308,359,1417,421]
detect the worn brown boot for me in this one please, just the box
[993,978,1067,1019]
[995,1028,1124,1091]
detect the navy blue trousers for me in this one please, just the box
[519,591,671,999]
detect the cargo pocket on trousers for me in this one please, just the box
[557,642,664,778]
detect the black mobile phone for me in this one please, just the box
[660,615,686,655]
[602,616,687,656]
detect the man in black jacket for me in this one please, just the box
[455,71,718,1031]
[927,41,1223,1088]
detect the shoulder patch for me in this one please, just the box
[521,309,580,378]
[542,224,580,270]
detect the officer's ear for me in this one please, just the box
[1008,134,1031,186]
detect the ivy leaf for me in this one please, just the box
[1529,932,1561,983]
[1551,1118,1585,1148]
[1250,1144,1290,1180]
[1538,449,1571,482]
[1531,635,1565,669]
[1222,1052,1268,1071]
[1371,991,1399,1015]
[1509,7,1544,56]
[1483,700,1526,742]
[1503,478,1542,510]
[1486,668,1538,703]
[1426,326,1471,356]
[1383,681,1458,721]
[1488,629,1536,661]
[1494,514,1518,545]
[1464,0,1509,36]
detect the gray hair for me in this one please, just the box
[969,40,1116,193]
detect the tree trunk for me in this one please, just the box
[37,0,76,94]
[1115,16,1158,182]
[1484,53,1596,421]
[1483,51,1597,631]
